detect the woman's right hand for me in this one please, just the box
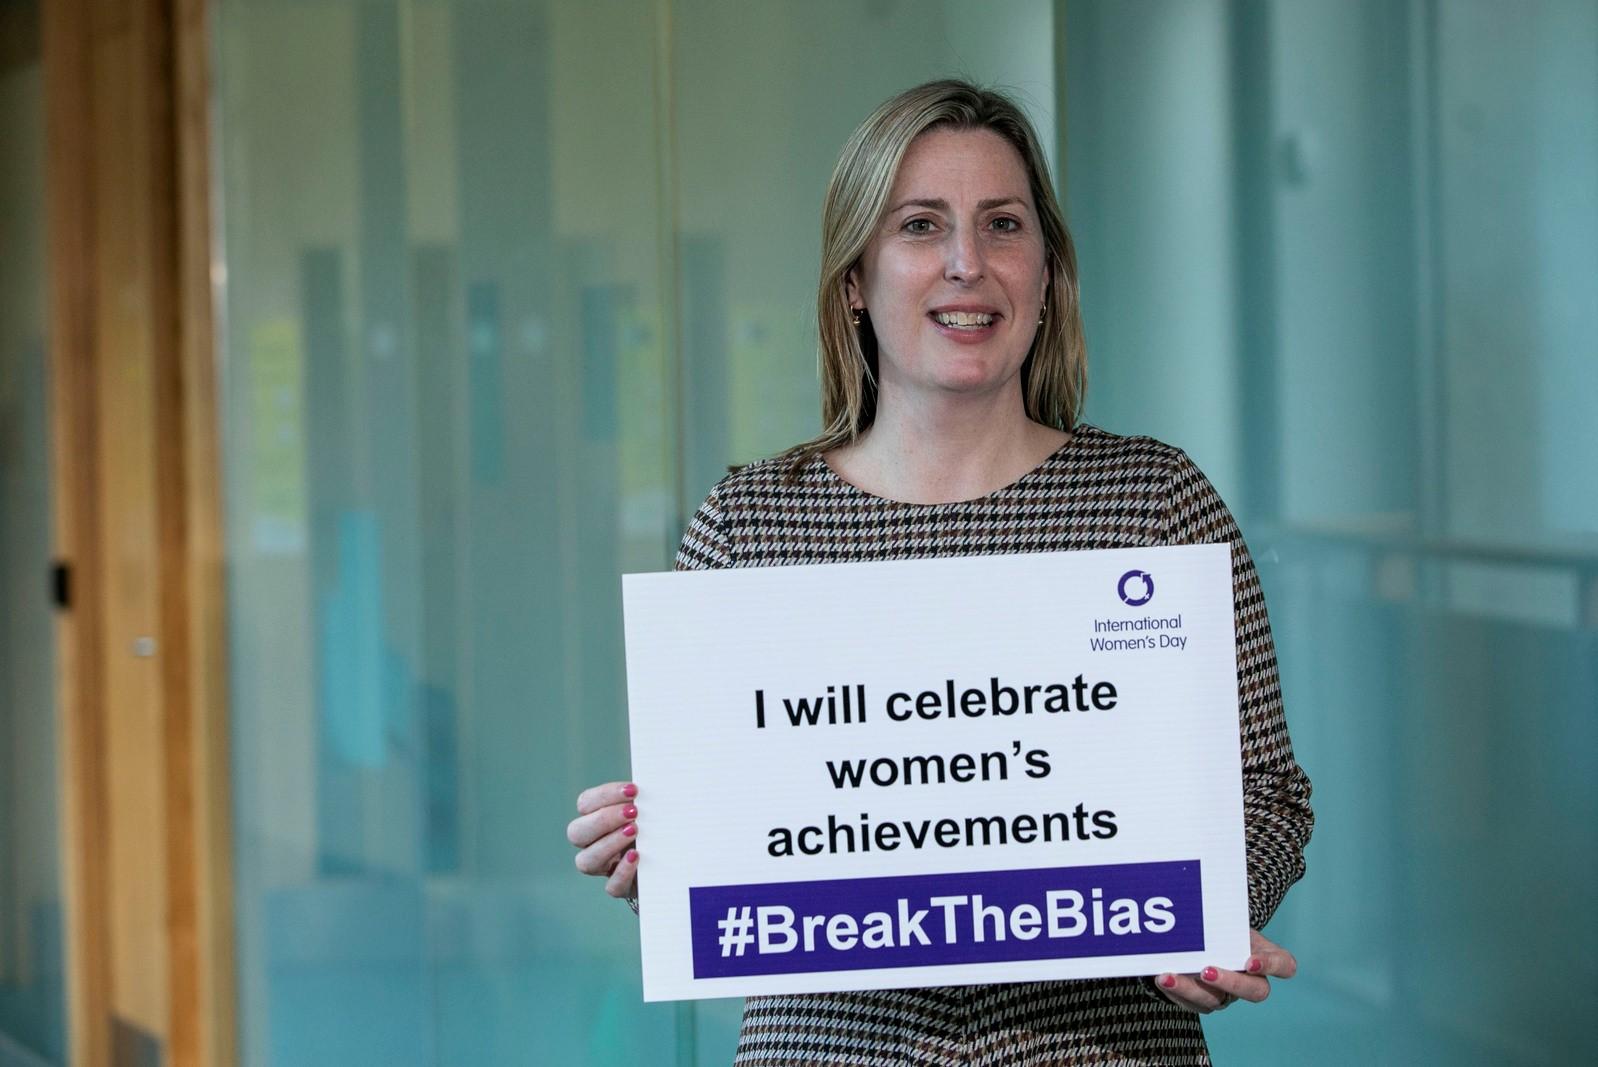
[567,781,640,900]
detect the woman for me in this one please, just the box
[568,79,1313,1065]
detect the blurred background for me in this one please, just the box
[2,0,1595,1064]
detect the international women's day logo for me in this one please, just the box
[1117,569,1155,607]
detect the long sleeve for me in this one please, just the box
[1160,451,1313,931]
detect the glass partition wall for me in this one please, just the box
[0,0,67,1062]
[1067,1,1597,1064]
[213,2,1056,1063]
[213,1,1593,1064]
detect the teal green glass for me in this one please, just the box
[212,1,1595,1063]
[0,1,68,1061]
[1068,2,1597,1063]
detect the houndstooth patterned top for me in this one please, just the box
[673,425,1314,1067]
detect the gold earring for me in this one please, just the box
[851,307,864,326]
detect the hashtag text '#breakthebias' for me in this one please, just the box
[713,888,1178,959]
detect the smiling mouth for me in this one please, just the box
[930,311,997,329]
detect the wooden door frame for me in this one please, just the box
[42,0,236,1064]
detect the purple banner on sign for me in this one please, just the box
[689,860,1203,979]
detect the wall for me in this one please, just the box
[210,1,1597,1063]
[1067,2,1597,1062]
[212,2,1055,1063]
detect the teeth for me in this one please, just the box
[934,311,994,327]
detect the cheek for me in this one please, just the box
[867,257,935,322]
[995,245,1048,296]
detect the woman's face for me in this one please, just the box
[846,127,1049,408]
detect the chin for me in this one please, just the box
[931,355,1023,390]
[929,368,1017,396]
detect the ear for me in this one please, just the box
[844,265,863,310]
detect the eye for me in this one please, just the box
[991,216,1021,232]
[903,217,936,234]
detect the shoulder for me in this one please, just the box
[720,452,820,493]
[700,451,837,516]
[1063,425,1236,544]
[1060,423,1191,488]
[675,452,837,570]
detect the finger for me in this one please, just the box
[576,781,638,816]
[1195,965,1270,1004]
[566,799,639,848]
[1247,950,1297,980]
[604,848,639,898]
[574,818,639,877]
[1155,973,1227,1014]
[1246,930,1298,979]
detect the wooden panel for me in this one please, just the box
[168,0,236,1062]
[92,12,172,1035]
[43,0,115,1059]
[44,0,237,1063]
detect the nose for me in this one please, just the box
[944,224,985,284]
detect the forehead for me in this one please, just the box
[889,127,1034,202]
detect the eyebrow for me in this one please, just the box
[888,196,1028,214]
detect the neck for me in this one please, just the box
[828,380,1069,504]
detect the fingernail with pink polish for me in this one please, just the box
[625,849,639,864]
[622,783,638,798]
[1160,974,1177,989]
[1247,958,1262,973]
[622,823,637,837]
[1201,967,1218,982]
[622,804,638,819]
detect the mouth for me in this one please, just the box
[929,309,998,330]
[928,308,1001,341]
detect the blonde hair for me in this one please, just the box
[784,79,1086,467]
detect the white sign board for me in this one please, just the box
[623,544,1248,1002]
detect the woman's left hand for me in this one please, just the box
[1154,928,1297,1013]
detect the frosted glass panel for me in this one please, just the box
[1066,1,1597,1062]
[0,2,67,1061]
[215,0,1592,1062]
[216,3,1056,1064]
[215,2,677,1063]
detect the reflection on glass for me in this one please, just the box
[217,2,1055,1063]
[216,0,1592,1062]
[1067,1,1597,1062]
[218,2,677,1063]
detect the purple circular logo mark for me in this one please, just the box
[1117,569,1155,607]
